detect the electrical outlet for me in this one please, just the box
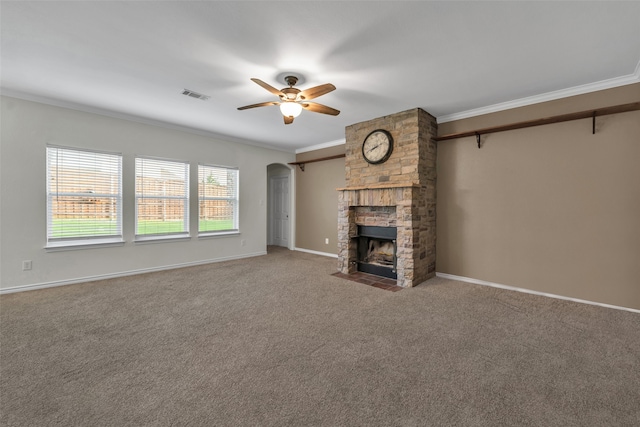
[325,238,329,245]
[241,239,246,246]
[22,260,32,271]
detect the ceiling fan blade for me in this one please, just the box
[283,115,294,125]
[301,102,340,116]
[237,101,280,110]
[251,78,285,97]
[299,83,336,100]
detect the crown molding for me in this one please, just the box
[5,58,639,153]
[295,138,346,154]
[296,62,640,151]
[0,88,295,154]
[437,63,640,124]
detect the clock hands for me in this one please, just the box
[366,144,381,153]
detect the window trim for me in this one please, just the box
[198,163,239,236]
[134,156,190,240]
[46,145,123,248]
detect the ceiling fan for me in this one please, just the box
[237,75,340,124]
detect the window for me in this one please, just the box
[46,146,123,247]
[135,157,190,238]
[198,164,239,234]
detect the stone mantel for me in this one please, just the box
[336,183,420,191]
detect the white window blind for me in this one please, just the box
[135,157,190,237]
[46,146,123,244]
[198,164,239,234]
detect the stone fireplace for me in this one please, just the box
[337,108,437,288]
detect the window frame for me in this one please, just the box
[46,145,123,249]
[198,163,239,236]
[134,156,190,241]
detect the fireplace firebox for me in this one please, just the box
[356,225,397,279]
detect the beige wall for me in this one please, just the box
[437,83,640,310]
[294,83,639,310]
[294,145,345,254]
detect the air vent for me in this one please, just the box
[181,89,210,101]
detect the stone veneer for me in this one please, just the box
[337,108,437,287]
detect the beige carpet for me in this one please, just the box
[1,246,639,426]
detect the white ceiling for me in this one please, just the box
[2,1,639,153]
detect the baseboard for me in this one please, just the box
[436,272,640,314]
[294,247,338,258]
[0,251,267,295]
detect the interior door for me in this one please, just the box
[271,176,289,247]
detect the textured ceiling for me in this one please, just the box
[2,1,639,152]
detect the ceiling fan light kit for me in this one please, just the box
[238,74,340,125]
[280,101,302,118]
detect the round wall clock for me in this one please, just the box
[362,129,393,164]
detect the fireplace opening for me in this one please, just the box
[356,225,397,279]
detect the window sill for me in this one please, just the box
[134,234,191,244]
[198,230,240,239]
[45,238,125,251]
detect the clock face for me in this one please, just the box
[362,130,393,164]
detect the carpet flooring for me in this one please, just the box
[1,246,639,426]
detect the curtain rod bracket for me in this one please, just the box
[435,102,639,143]
[297,163,305,172]
[476,132,481,149]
